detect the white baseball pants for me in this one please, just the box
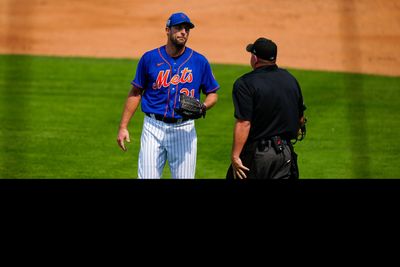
[138,116,197,179]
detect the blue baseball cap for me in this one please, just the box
[166,12,195,29]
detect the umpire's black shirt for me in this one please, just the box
[232,64,304,142]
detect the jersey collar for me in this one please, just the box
[160,45,193,65]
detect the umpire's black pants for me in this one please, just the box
[226,140,298,179]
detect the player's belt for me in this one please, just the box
[146,113,189,124]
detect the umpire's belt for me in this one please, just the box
[258,136,290,154]
[259,137,290,146]
[146,113,189,124]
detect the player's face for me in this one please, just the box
[167,24,191,47]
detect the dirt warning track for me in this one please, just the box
[1,0,399,76]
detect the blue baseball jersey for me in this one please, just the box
[131,46,220,119]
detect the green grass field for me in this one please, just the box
[1,54,399,178]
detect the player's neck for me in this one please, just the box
[165,44,186,58]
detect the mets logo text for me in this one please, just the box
[152,67,193,89]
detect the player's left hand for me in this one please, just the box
[117,128,130,151]
[174,93,206,119]
[231,156,250,179]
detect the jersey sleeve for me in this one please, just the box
[232,78,253,121]
[200,58,220,94]
[131,54,147,89]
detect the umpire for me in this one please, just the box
[226,37,306,179]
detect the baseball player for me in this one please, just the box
[117,12,220,179]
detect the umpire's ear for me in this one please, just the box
[254,54,259,63]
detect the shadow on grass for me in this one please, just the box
[339,0,370,178]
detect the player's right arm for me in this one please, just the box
[117,86,143,151]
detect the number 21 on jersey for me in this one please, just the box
[180,88,194,97]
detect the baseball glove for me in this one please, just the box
[174,93,206,119]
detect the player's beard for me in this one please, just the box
[170,34,187,50]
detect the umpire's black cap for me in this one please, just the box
[246,37,277,61]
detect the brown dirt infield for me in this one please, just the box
[1,0,399,76]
